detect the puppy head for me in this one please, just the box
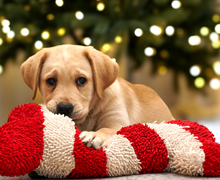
[21,45,119,124]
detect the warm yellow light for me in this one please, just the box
[209,78,220,90]
[160,50,169,59]
[215,24,220,34]
[188,35,201,46]
[57,28,66,36]
[209,32,219,42]
[194,77,205,88]
[115,36,122,43]
[176,28,184,36]
[7,31,15,38]
[0,65,3,75]
[212,14,220,23]
[171,0,181,9]
[1,19,10,34]
[0,38,3,45]
[55,0,64,7]
[114,6,120,12]
[41,31,50,40]
[83,37,92,45]
[47,14,55,21]
[165,26,175,36]
[97,2,105,11]
[2,26,10,34]
[212,40,220,49]
[158,66,168,75]
[101,43,111,52]
[200,27,209,36]
[150,25,162,36]
[35,40,43,50]
[189,65,201,77]
[1,19,10,27]
[20,28,29,36]
[0,16,5,23]
[144,47,156,57]
[213,61,220,75]
[75,11,84,20]
[24,5,31,11]
[134,28,143,37]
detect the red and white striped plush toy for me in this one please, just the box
[0,103,220,178]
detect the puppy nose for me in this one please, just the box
[56,103,74,117]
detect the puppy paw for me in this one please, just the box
[79,131,109,149]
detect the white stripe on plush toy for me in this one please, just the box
[35,105,76,179]
[147,123,205,176]
[104,134,141,176]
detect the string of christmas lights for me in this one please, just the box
[0,0,220,90]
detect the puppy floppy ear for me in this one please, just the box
[20,49,47,100]
[85,47,119,99]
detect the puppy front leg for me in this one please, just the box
[79,127,121,149]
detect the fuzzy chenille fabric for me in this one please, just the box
[0,104,220,178]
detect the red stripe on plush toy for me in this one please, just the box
[117,123,169,174]
[0,103,45,177]
[202,141,220,176]
[68,127,108,178]
[167,120,215,143]
[168,120,220,177]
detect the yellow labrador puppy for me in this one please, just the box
[21,45,173,149]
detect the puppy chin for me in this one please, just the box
[46,100,88,124]
[72,115,86,124]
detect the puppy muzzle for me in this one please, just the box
[56,103,74,117]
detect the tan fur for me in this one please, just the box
[21,45,174,149]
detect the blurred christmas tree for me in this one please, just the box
[0,0,220,90]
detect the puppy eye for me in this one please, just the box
[76,77,87,86]
[46,78,56,86]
